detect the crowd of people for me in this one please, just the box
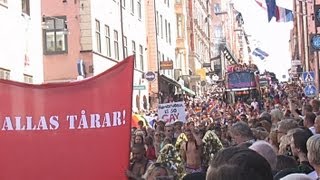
[126,81,320,180]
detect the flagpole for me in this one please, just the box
[314,0,320,98]
[302,0,309,71]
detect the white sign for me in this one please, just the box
[158,102,186,123]
[291,60,301,66]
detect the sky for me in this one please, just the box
[232,0,294,81]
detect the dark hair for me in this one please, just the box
[134,134,144,145]
[292,128,313,154]
[207,147,273,180]
[132,143,145,152]
[138,120,144,126]
[275,155,298,172]
[305,112,316,125]
[303,104,313,113]
[182,172,206,180]
[230,122,254,139]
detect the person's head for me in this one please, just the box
[315,116,320,134]
[290,128,313,157]
[182,172,206,180]
[143,162,172,180]
[187,121,195,130]
[259,112,272,124]
[157,120,166,130]
[138,120,144,128]
[230,122,254,145]
[174,121,183,131]
[184,129,194,141]
[145,136,154,146]
[276,119,299,142]
[275,155,298,172]
[302,104,313,115]
[206,147,273,180]
[154,131,164,142]
[164,124,174,139]
[132,143,146,162]
[270,109,283,123]
[303,112,316,128]
[240,114,248,122]
[249,141,277,170]
[134,134,144,145]
[309,99,320,112]
[280,173,312,180]
[306,134,320,167]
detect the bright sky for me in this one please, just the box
[233,0,293,81]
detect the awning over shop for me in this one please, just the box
[160,74,180,87]
[181,86,196,96]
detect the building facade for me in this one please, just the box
[186,0,212,94]
[0,0,43,83]
[42,0,148,112]
[146,0,182,107]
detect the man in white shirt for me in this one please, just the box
[251,98,259,111]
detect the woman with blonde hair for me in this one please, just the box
[143,162,174,180]
[306,134,320,179]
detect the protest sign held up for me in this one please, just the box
[158,101,186,123]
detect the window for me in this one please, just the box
[168,23,171,44]
[156,11,159,35]
[214,3,221,14]
[24,74,33,83]
[160,15,163,38]
[130,0,134,14]
[139,45,144,71]
[137,0,142,19]
[132,41,136,67]
[123,0,126,8]
[177,15,183,38]
[0,68,10,80]
[123,36,128,58]
[105,25,111,57]
[95,20,101,53]
[43,16,68,54]
[114,30,119,60]
[165,19,168,42]
[22,0,30,15]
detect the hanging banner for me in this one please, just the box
[0,56,134,180]
[158,102,186,123]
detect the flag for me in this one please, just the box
[0,56,135,180]
[277,7,293,22]
[265,0,277,22]
[255,0,267,9]
[264,0,294,22]
[252,48,269,60]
